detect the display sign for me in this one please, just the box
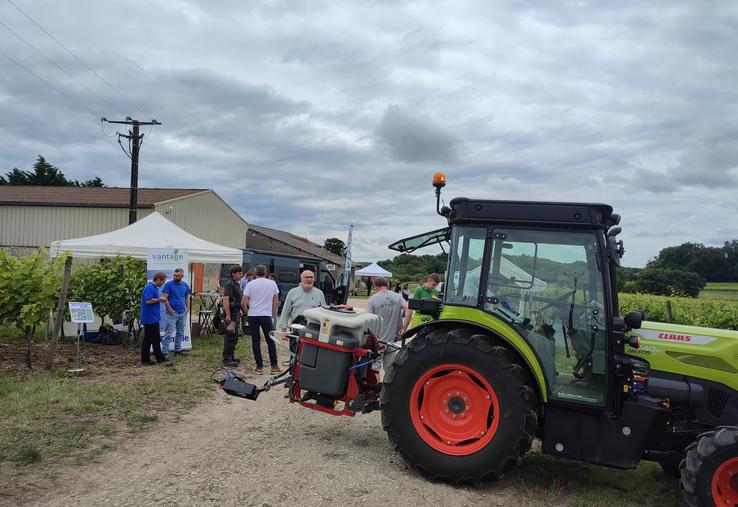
[69,302,94,323]
[147,248,192,350]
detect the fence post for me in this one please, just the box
[665,300,673,323]
[46,256,73,370]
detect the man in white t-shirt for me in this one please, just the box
[243,264,281,374]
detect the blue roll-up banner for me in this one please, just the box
[147,248,192,351]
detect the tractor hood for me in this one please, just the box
[627,321,738,392]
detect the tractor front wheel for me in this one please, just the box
[680,426,738,507]
[380,327,538,483]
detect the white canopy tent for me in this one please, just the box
[355,262,392,278]
[49,212,243,264]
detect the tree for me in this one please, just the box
[68,257,146,326]
[0,155,105,187]
[0,250,66,368]
[75,177,106,188]
[633,267,705,298]
[616,266,640,293]
[648,241,730,283]
[323,237,346,256]
[378,252,448,284]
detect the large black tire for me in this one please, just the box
[680,426,738,506]
[380,327,538,483]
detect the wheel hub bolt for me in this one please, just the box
[480,431,485,435]
[447,440,452,445]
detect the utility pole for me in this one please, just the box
[103,117,162,224]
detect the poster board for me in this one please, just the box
[69,302,94,323]
[147,248,192,350]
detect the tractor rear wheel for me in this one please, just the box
[680,426,738,506]
[380,327,538,483]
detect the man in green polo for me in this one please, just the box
[409,273,441,327]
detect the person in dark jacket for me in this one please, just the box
[321,276,334,305]
[221,265,245,367]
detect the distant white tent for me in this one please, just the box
[49,212,242,264]
[355,262,392,278]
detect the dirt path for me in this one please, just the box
[7,299,541,507]
[16,379,534,507]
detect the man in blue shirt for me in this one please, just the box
[140,272,173,366]
[161,268,192,356]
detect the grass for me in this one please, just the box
[0,333,235,467]
[506,451,683,506]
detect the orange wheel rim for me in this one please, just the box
[409,363,500,456]
[712,456,738,505]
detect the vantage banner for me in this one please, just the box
[147,248,192,351]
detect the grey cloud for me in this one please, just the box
[375,105,458,163]
[1,1,738,266]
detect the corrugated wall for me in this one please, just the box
[153,191,248,249]
[1,191,247,251]
[0,206,150,248]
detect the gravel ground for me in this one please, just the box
[16,379,537,507]
[9,299,544,507]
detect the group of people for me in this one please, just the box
[220,264,327,372]
[138,264,442,372]
[139,268,192,366]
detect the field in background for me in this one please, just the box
[620,292,738,331]
[700,281,738,300]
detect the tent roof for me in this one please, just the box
[355,262,392,277]
[49,212,243,264]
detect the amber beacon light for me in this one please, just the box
[432,171,446,190]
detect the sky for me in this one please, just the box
[1,0,737,267]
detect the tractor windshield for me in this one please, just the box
[445,226,608,405]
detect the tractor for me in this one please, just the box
[220,173,738,506]
[380,173,738,507]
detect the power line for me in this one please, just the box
[0,51,100,117]
[0,18,125,116]
[4,0,150,117]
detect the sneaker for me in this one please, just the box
[270,365,282,374]
[232,357,242,364]
[140,360,155,367]
[173,350,188,356]
[222,359,238,367]
[158,360,175,367]
[254,366,264,374]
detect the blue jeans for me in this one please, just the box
[162,311,187,354]
[248,316,278,367]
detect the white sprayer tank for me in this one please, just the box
[302,306,380,346]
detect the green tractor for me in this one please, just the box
[381,173,738,506]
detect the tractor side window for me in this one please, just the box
[445,227,486,306]
[484,229,607,405]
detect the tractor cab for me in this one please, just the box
[390,189,623,408]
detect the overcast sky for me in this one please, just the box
[1,1,737,267]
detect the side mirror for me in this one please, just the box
[624,310,644,330]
